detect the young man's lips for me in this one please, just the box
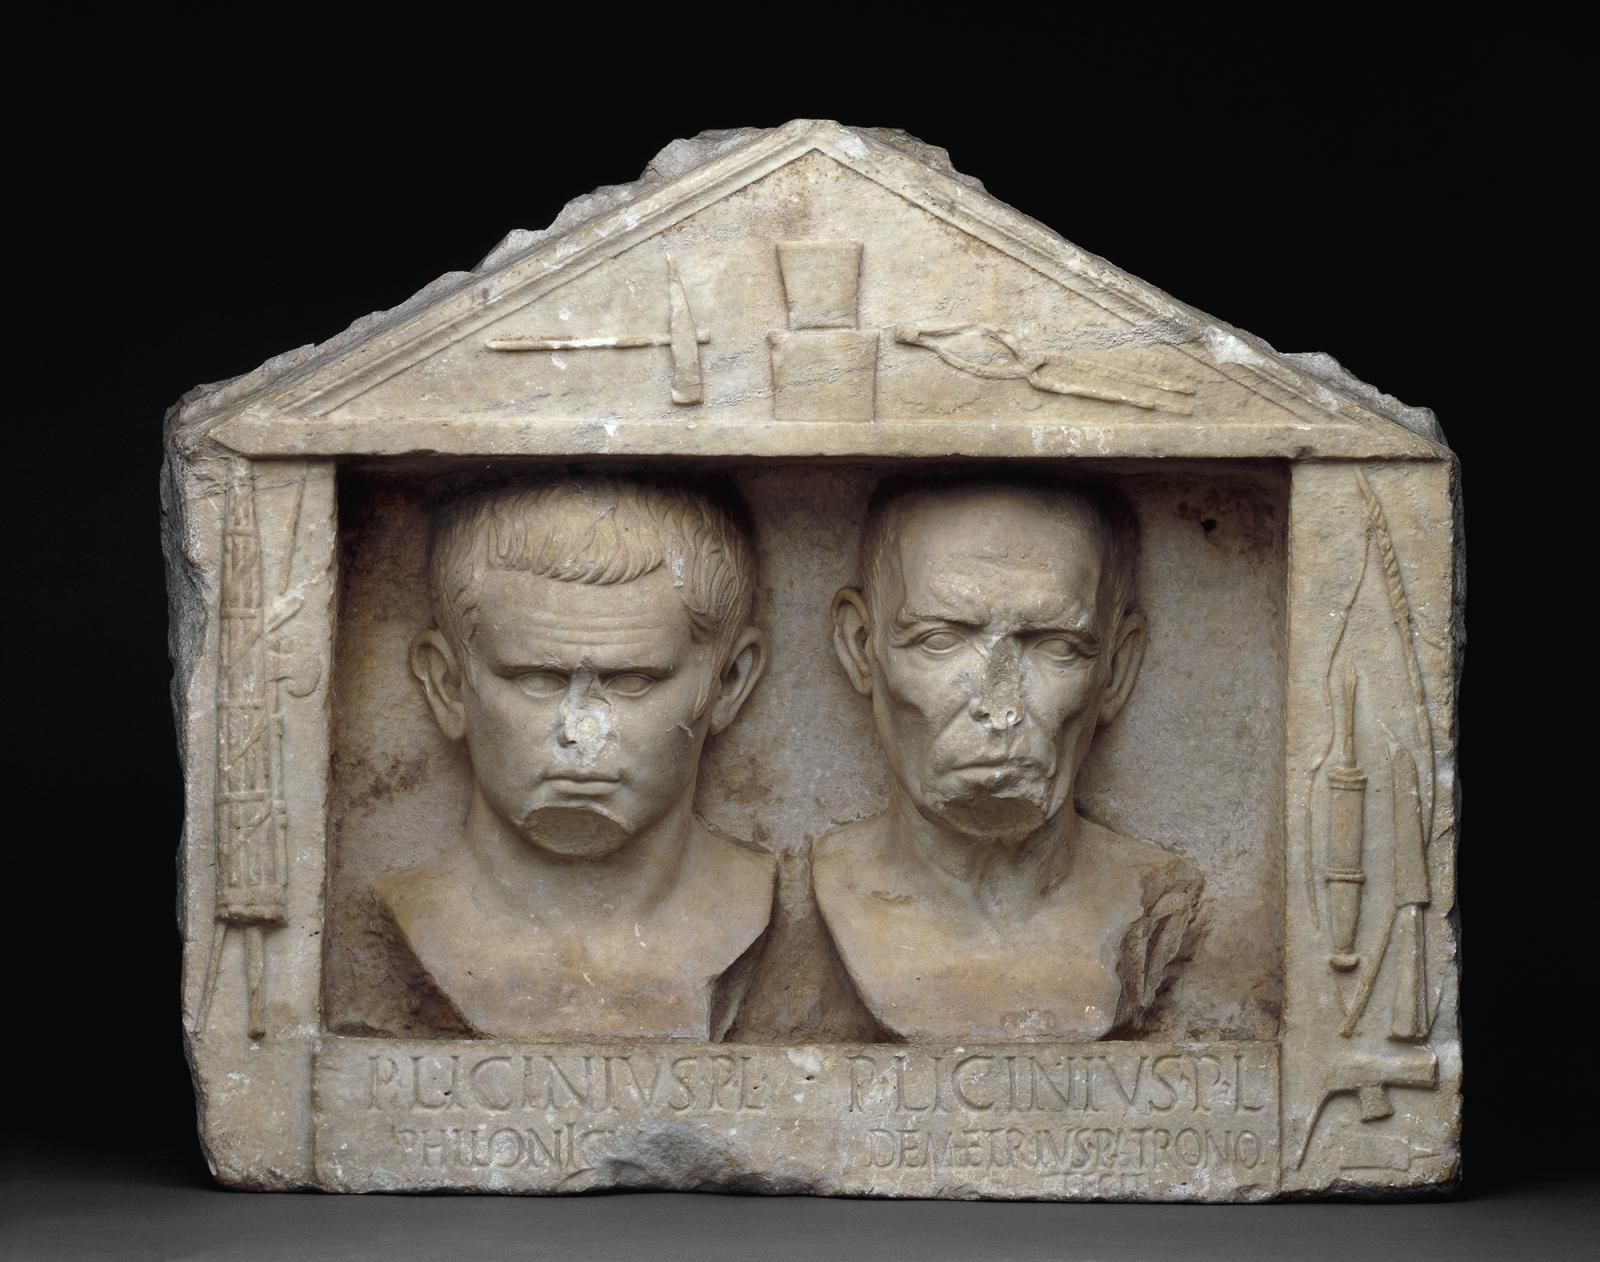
[543,775,621,791]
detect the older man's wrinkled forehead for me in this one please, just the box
[867,485,1115,632]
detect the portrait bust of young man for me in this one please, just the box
[376,476,776,1040]
[814,477,1203,1042]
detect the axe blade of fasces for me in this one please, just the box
[1291,1048,1438,1170]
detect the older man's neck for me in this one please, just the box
[466,788,695,920]
[891,789,1079,920]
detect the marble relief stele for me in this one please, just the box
[165,120,1459,1200]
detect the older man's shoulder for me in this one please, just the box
[1075,817,1205,1030]
[812,814,896,895]
[1078,818,1201,897]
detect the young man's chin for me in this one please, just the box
[519,805,632,859]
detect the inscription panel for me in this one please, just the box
[315,1038,1279,1199]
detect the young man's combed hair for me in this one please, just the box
[428,477,757,668]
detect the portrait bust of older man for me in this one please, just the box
[814,477,1203,1042]
[375,476,776,1041]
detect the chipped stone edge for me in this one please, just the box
[161,122,1464,1197]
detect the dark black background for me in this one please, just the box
[9,33,1591,1260]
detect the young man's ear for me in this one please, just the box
[831,587,875,697]
[411,629,468,741]
[709,627,767,735]
[1097,611,1147,727]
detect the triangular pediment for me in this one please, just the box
[179,121,1443,461]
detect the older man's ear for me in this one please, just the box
[831,587,875,697]
[411,629,468,741]
[1096,611,1148,728]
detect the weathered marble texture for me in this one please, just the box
[165,121,1459,1198]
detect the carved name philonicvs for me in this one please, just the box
[315,1039,1279,1198]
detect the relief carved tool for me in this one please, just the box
[1356,471,1435,846]
[1338,474,1441,1038]
[768,240,878,422]
[1338,1134,1441,1173]
[1290,1047,1438,1170]
[195,461,290,1041]
[666,257,704,404]
[1325,661,1367,972]
[486,255,707,405]
[893,323,1197,413]
[1387,742,1431,1041]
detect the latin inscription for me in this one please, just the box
[841,1050,1272,1191]
[862,1123,1264,1171]
[315,1039,1279,1198]
[369,1051,769,1114]
[846,1050,1271,1114]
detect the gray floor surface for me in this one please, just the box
[3,1149,1595,1262]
